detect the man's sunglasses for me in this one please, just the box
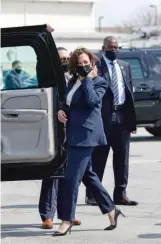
[61,57,70,62]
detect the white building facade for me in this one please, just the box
[1,0,102,50]
[1,0,98,32]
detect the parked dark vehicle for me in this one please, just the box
[118,48,161,137]
[1,24,66,181]
[93,48,161,137]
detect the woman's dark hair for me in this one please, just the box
[69,47,100,84]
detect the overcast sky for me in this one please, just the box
[95,0,161,27]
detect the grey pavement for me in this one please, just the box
[1,128,161,244]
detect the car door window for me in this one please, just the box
[150,52,161,75]
[1,46,38,90]
[121,58,144,79]
[1,26,67,181]
[151,52,161,63]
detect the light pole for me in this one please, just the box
[150,4,158,26]
[98,16,104,32]
[24,0,27,25]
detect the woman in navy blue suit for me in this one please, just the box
[53,48,124,236]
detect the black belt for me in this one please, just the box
[113,104,125,111]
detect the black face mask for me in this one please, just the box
[15,69,22,74]
[76,65,91,77]
[62,62,69,73]
[105,50,118,61]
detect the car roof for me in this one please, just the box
[119,47,161,53]
[1,24,48,34]
[91,47,161,55]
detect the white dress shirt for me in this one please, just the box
[103,55,125,105]
[66,79,81,106]
[64,72,71,85]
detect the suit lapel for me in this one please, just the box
[101,57,112,89]
[66,81,73,93]
[100,57,133,99]
[71,86,82,107]
[117,59,131,93]
[66,82,82,108]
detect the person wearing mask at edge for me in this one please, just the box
[39,47,81,230]
[5,60,30,89]
[57,47,71,83]
[52,47,125,237]
[85,36,138,207]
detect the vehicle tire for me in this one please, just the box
[145,127,161,137]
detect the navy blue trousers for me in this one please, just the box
[57,147,114,222]
[39,179,58,221]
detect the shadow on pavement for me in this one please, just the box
[131,136,161,143]
[1,224,52,238]
[1,224,103,238]
[1,231,53,238]
[129,154,141,158]
[1,224,42,230]
[1,223,60,232]
[138,233,161,239]
[72,229,103,232]
[1,204,37,209]
[77,204,88,207]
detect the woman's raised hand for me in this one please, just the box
[87,65,97,79]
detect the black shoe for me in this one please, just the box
[104,209,125,231]
[114,197,138,206]
[85,197,97,206]
[52,223,73,237]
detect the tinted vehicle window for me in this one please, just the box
[150,51,161,75]
[121,58,144,79]
[1,46,38,90]
[151,52,161,63]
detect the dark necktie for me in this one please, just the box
[111,62,119,105]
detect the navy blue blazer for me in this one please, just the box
[63,76,108,147]
[96,54,136,133]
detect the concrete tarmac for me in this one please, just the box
[1,128,161,244]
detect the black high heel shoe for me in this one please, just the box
[52,223,73,237]
[104,208,125,231]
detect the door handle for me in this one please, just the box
[137,84,150,91]
[4,114,19,118]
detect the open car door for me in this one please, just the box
[1,24,66,181]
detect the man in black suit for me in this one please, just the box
[86,36,138,206]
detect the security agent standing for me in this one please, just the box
[57,47,71,83]
[39,47,81,229]
[86,36,138,206]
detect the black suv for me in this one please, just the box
[1,25,66,181]
[93,48,161,136]
[118,48,161,137]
